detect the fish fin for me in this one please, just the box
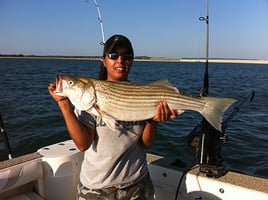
[148,80,172,87]
[89,105,117,131]
[148,80,170,85]
[177,110,185,115]
[102,118,117,131]
[201,97,237,132]
[148,80,180,93]
[87,106,102,118]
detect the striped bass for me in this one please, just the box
[54,75,236,132]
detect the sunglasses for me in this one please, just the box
[107,52,133,60]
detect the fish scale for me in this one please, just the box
[94,80,202,105]
[95,84,194,110]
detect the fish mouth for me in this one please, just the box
[55,75,63,94]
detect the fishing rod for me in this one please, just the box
[0,112,12,159]
[222,90,255,132]
[199,0,209,97]
[199,0,210,167]
[91,0,106,45]
[194,0,255,177]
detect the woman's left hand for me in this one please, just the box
[152,102,178,122]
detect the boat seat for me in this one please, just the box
[0,154,44,199]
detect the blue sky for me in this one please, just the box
[1,0,268,59]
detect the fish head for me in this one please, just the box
[55,75,96,111]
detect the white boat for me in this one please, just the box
[0,139,267,200]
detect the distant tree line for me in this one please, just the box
[0,54,154,60]
[0,54,25,57]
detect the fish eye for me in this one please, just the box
[67,80,74,86]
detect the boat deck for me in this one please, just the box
[1,143,267,200]
[1,152,267,194]
[147,153,268,194]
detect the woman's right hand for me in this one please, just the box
[48,82,68,102]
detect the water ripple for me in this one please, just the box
[0,58,267,179]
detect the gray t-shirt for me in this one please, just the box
[75,109,149,189]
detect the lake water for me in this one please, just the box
[0,58,267,179]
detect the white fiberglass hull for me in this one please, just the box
[0,140,267,200]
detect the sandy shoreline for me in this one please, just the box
[135,58,268,64]
[1,56,268,64]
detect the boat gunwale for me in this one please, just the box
[0,152,42,170]
[146,153,268,194]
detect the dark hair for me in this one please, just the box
[98,63,108,80]
[98,34,134,80]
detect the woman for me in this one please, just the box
[48,34,177,200]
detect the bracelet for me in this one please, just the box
[56,97,68,102]
[147,119,158,125]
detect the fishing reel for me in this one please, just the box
[188,122,227,177]
[188,122,228,155]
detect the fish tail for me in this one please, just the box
[201,97,237,132]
